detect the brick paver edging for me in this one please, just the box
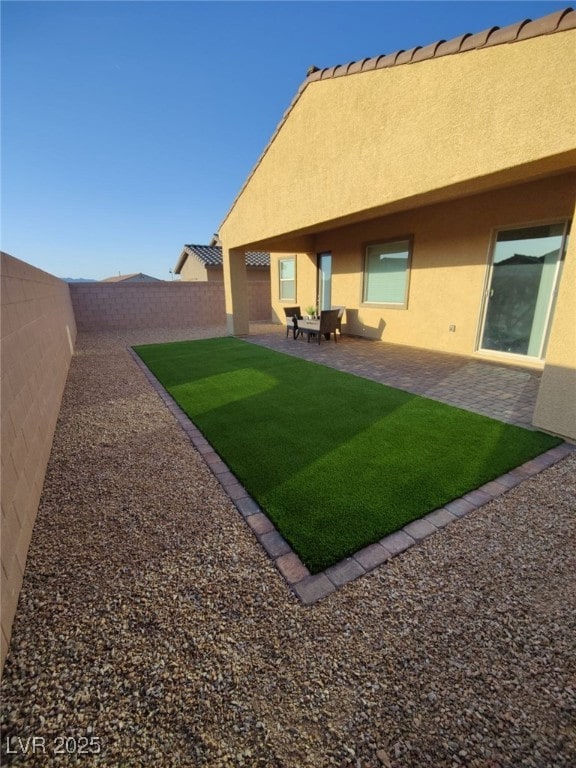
[129,348,575,605]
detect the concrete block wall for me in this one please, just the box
[1,262,271,677]
[1,253,77,674]
[70,280,271,330]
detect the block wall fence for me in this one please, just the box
[1,258,272,675]
[1,253,77,674]
[69,280,271,331]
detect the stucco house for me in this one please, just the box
[217,7,576,441]
[174,242,270,283]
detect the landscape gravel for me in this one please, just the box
[1,327,575,767]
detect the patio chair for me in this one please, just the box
[283,306,302,339]
[299,309,340,344]
[332,306,345,337]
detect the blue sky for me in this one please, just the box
[1,0,566,280]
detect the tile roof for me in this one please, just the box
[304,7,575,82]
[220,7,576,233]
[184,245,225,267]
[175,245,270,274]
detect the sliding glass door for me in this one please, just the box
[479,222,569,359]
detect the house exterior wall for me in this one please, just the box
[272,175,575,356]
[270,174,576,440]
[179,260,270,285]
[220,30,575,249]
[178,257,209,282]
[271,251,317,318]
[533,201,576,439]
[0,253,77,674]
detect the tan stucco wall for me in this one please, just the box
[179,258,270,285]
[271,174,575,363]
[271,252,317,319]
[223,249,250,334]
[220,30,575,249]
[179,257,209,281]
[1,254,77,674]
[533,198,576,439]
[221,24,575,437]
[205,266,271,284]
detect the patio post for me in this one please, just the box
[533,205,576,441]
[222,245,249,335]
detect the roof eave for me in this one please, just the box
[174,247,191,275]
[218,7,576,240]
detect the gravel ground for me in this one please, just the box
[1,328,575,768]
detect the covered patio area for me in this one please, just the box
[247,323,544,431]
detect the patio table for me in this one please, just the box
[297,318,320,334]
[295,317,337,343]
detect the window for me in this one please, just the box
[279,257,296,301]
[362,239,411,306]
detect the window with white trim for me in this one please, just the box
[279,257,296,301]
[362,239,411,306]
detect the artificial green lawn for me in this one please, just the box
[134,338,561,573]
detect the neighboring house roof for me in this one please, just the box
[498,251,557,267]
[220,6,576,232]
[174,245,270,275]
[101,273,161,282]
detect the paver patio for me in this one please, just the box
[247,322,543,428]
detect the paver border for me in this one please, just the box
[129,348,575,605]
